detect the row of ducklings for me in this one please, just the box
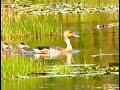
[1,42,57,56]
[1,30,80,56]
[1,42,30,56]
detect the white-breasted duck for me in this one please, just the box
[33,30,80,54]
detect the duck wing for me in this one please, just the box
[33,46,64,54]
[50,46,64,51]
[36,46,51,50]
[36,46,63,51]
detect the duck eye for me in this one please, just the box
[20,43,25,45]
[4,43,8,45]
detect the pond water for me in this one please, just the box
[2,75,119,90]
[1,2,119,90]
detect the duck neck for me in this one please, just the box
[19,48,26,54]
[64,37,73,51]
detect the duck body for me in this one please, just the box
[33,46,64,54]
[34,49,80,60]
[14,42,35,56]
[33,30,80,54]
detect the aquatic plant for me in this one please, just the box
[1,56,47,78]
[52,65,73,75]
[1,7,61,38]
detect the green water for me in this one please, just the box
[1,1,119,90]
[2,75,119,90]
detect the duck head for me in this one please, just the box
[18,42,30,49]
[1,42,13,55]
[1,42,12,50]
[63,30,79,38]
[63,30,79,51]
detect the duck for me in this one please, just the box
[1,42,13,56]
[16,42,30,54]
[33,30,80,54]
[16,42,36,56]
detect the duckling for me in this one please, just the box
[16,42,30,54]
[1,42,13,56]
[33,30,80,54]
[16,42,37,56]
[1,42,32,56]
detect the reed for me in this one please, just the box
[1,7,61,38]
[1,56,47,78]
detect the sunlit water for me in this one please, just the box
[1,7,119,90]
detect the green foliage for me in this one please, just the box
[1,10,60,38]
[1,56,46,78]
[52,65,73,75]
[79,65,99,74]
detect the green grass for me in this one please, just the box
[52,65,73,75]
[1,56,47,78]
[1,9,61,38]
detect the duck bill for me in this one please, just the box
[73,33,80,37]
[8,45,13,49]
[25,45,30,48]
[33,48,40,53]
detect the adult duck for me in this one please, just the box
[33,30,80,54]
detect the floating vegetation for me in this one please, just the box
[52,65,72,75]
[92,22,119,29]
[2,3,119,15]
[1,59,119,79]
